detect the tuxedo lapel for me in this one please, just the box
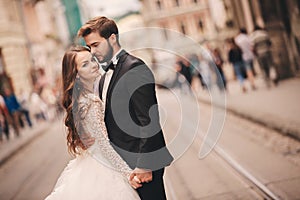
[98,74,106,100]
[106,51,128,103]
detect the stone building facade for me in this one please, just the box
[0,0,69,95]
[0,0,32,95]
[22,0,69,91]
[140,0,216,51]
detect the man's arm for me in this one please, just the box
[124,60,168,183]
[126,62,166,162]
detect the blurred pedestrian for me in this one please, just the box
[197,53,212,91]
[18,90,32,127]
[212,48,227,91]
[175,57,192,94]
[0,94,10,140]
[0,95,5,142]
[180,57,193,85]
[40,86,57,121]
[36,68,48,92]
[188,54,200,90]
[226,38,247,92]
[235,28,256,90]
[190,54,206,90]
[29,91,47,122]
[3,88,20,137]
[250,25,278,87]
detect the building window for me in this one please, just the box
[6,1,19,22]
[174,0,180,7]
[180,23,186,35]
[198,20,204,31]
[156,0,162,10]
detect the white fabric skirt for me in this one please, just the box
[45,152,140,200]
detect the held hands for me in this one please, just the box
[129,168,153,189]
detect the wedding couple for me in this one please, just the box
[45,16,173,200]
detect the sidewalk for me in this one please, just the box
[197,77,300,140]
[0,121,51,166]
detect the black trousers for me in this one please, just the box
[136,168,166,200]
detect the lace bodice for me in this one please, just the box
[77,93,132,179]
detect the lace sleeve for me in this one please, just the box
[79,94,132,179]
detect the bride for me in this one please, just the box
[45,46,140,200]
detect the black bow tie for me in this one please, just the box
[102,61,115,72]
[101,50,125,72]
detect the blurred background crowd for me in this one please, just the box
[0,0,300,141]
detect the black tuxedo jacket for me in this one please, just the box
[99,50,173,170]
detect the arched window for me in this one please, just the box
[180,23,186,35]
[198,20,204,32]
[156,0,162,10]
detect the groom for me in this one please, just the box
[78,16,173,200]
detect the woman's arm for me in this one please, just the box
[79,96,133,179]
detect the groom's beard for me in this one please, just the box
[102,40,113,63]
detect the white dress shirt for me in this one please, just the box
[101,49,123,107]
[235,33,255,61]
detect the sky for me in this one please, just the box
[84,0,141,18]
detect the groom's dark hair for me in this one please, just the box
[77,16,119,41]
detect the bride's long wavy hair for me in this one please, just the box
[62,46,88,155]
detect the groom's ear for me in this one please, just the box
[109,34,117,45]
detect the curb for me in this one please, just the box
[197,97,300,141]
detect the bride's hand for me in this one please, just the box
[129,168,153,184]
[129,176,142,189]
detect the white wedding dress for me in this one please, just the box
[45,93,140,200]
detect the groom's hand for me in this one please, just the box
[130,168,153,184]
